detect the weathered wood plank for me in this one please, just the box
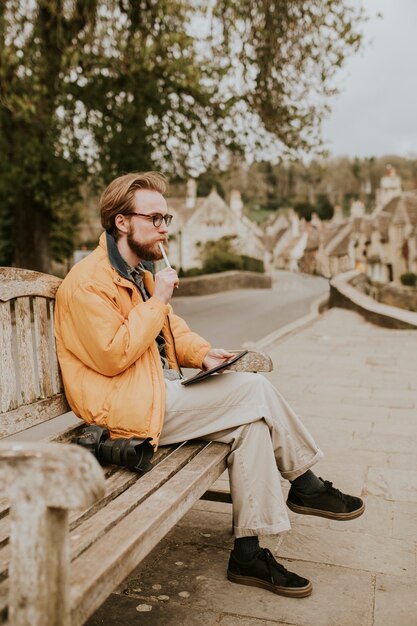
[228,349,273,372]
[0,268,61,301]
[0,444,190,575]
[14,297,37,404]
[0,395,69,438]
[0,301,17,413]
[70,442,228,626]
[33,297,53,398]
[0,443,105,626]
[66,445,177,529]
[67,442,206,561]
[48,299,63,394]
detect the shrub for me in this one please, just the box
[179,267,203,277]
[200,237,244,274]
[241,255,265,273]
[400,272,417,287]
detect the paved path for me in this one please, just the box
[173,271,328,348]
[87,308,417,626]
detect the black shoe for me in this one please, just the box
[287,478,365,521]
[227,548,312,598]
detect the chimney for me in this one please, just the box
[186,179,197,209]
[332,204,344,223]
[230,189,243,218]
[288,209,299,237]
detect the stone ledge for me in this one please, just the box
[173,271,272,297]
[329,270,417,329]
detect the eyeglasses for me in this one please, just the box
[127,212,173,227]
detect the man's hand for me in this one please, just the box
[202,348,236,372]
[154,267,179,304]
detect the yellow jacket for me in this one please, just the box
[55,232,211,446]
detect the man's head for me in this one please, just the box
[100,172,172,264]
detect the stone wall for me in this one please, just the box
[329,270,417,329]
[173,270,272,297]
[377,284,417,312]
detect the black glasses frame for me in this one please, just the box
[127,212,173,227]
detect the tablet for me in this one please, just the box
[181,350,249,386]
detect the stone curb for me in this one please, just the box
[330,270,417,330]
[173,270,272,297]
[243,291,330,350]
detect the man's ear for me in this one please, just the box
[114,214,129,234]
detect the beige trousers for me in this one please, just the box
[160,372,323,538]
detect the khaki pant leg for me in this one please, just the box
[160,372,323,536]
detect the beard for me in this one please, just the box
[127,227,163,262]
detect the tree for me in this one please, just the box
[213,0,365,154]
[1,0,365,271]
[315,194,334,220]
[0,1,98,271]
[293,201,315,221]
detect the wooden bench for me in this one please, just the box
[0,267,272,626]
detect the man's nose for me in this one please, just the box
[157,222,169,233]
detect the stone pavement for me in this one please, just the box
[87,308,417,626]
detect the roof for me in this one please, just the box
[329,230,351,257]
[403,192,417,225]
[305,227,320,251]
[281,235,303,258]
[166,197,206,225]
[261,228,288,252]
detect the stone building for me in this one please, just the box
[166,181,265,271]
[362,191,417,283]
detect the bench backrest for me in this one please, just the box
[0,267,69,438]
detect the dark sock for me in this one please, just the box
[290,470,324,494]
[233,536,260,561]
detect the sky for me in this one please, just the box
[322,0,417,158]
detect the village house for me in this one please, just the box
[266,166,417,283]
[72,167,416,286]
[265,208,355,278]
[352,167,417,283]
[165,180,265,271]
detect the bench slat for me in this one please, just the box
[0,443,202,577]
[69,442,229,626]
[0,267,61,301]
[0,395,69,438]
[33,297,54,398]
[66,446,176,533]
[68,442,206,561]
[0,302,17,413]
[49,299,63,394]
[15,297,37,404]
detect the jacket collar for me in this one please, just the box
[105,231,155,279]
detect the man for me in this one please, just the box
[55,172,364,598]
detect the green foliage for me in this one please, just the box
[214,0,365,153]
[0,0,95,270]
[315,195,334,220]
[198,236,264,274]
[179,266,203,277]
[240,255,264,273]
[0,0,366,270]
[201,237,244,274]
[294,202,315,221]
[206,155,417,219]
[400,273,417,287]
[196,172,225,198]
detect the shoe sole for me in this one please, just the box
[287,500,365,521]
[227,571,313,598]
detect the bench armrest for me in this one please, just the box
[226,349,273,373]
[0,442,105,626]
